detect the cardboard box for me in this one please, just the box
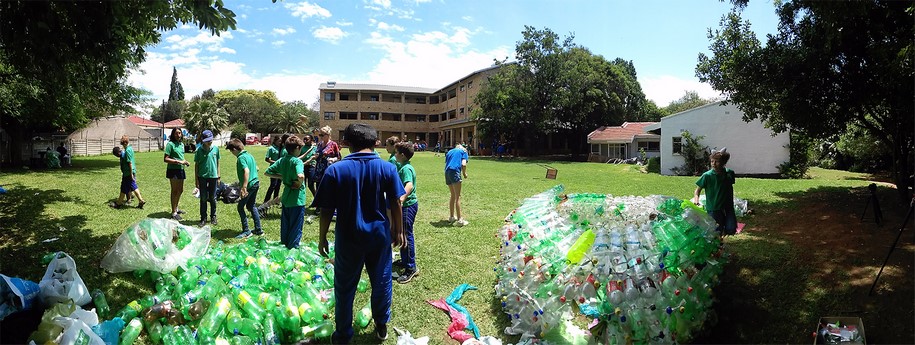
[815,317,866,345]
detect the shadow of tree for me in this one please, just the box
[0,155,120,175]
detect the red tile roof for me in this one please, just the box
[127,115,162,128]
[164,119,185,128]
[587,122,659,143]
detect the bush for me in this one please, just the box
[671,131,709,176]
[647,157,661,173]
[778,132,811,178]
[230,124,248,141]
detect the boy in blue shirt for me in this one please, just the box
[444,144,469,226]
[693,148,737,235]
[265,135,307,249]
[313,123,405,343]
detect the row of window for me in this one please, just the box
[323,81,474,104]
[589,140,670,156]
[324,112,448,122]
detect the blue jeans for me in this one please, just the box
[332,233,393,343]
[199,177,218,221]
[264,178,281,203]
[401,202,418,270]
[280,206,305,249]
[710,208,738,235]
[237,182,262,233]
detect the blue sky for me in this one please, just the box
[128,0,779,111]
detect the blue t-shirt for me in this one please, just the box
[311,152,405,243]
[444,147,468,172]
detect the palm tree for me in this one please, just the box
[184,98,229,136]
[277,106,308,134]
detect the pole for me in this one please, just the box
[869,196,915,295]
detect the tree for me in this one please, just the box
[696,1,914,197]
[0,1,236,165]
[183,99,229,136]
[278,101,319,134]
[168,67,185,102]
[663,91,715,115]
[214,90,283,134]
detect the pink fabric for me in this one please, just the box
[427,299,474,343]
[323,140,341,159]
[736,222,746,234]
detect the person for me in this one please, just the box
[297,134,318,198]
[264,135,306,249]
[693,148,737,236]
[263,135,283,204]
[312,126,341,190]
[312,123,405,344]
[393,141,419,283]
[227,139,263,239]
[56,143,70,167]
[194,130,221,227]
[444,144,469,226]
[45,147,61,168]
[110,137,147,209]
[384,136,401,169]
[163,128,191,220]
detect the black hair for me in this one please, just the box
[343,123,378,151]
[112,146,122,156]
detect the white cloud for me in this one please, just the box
[218,47,236,54]
[240,14,248,19]
[377,22,405,32]
[414,0,431,2]
[272,27,297,36]
[462,16,473,22]
[638,75,722,107]
[272,40,286,47]
[163,31,234,52]
[370,0,391,8]
[313,26,347,44]
[256,38,265,43]
[361,28,512,89]
[336,20,354,27]
[285,1,331,20]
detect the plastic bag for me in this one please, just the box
[53,316,105,345]
[100,218,210,274]
[91,317,124,345]
[0,274,40,320]
[395,327,430,345]
[39,252,91,306]
[29,302,77,344]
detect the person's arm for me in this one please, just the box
[399,181,414,205]
[461,159,468,178]
[292,172,304,189]
[390,201,405,249]
[194,154,200,189]
[318,207,334,257]
[264,160,281,179]
[693,187,703,205]
[241,167,250,198]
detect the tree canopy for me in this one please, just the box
[663,91,717,115]
[696,1,913,196]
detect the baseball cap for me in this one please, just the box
[202,130,214,142]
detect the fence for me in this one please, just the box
[69,137,161,156]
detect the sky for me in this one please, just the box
[127,0,780,112]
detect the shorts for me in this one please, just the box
[120,176,138,194]
[710,208,738,235]
[166,169,186,180]
[445,169,462,185]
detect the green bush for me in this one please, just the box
[778,132,811,178]
[230,123,248,141]
[647,157,661,173]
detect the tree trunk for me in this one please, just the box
[892,140,913,201]
[4,119,26,168]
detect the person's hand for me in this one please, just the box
[240,187,248,198]
[291,180,302,189]
[392,231,406,250]
[692,196,700,205]
[131,174,136,182]
[463,171,468,179]
[183,160,190,166]
[318,237,330,257]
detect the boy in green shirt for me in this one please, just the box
[265,135,306,249]
[194,130,221,227]
[298,135,318,198]
[393,141,419,283]
[693,148,737,235]
[227,139,262,239]
[264,135,283,204]
[385,136,401,169]
[110,138,147,209]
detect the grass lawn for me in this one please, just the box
[1,146,912,344]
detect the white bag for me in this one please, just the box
[39,252,91,306]
[52,316,104,345]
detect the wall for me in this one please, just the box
[659,102,789,175]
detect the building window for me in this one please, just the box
[637,141,660,152]
[459,107,464,114]
[416,115,426,122]
[340,112,357,120]
[370,95,379,102]
[324,92,335,101]
[324,112,335,120]
[672,137,682,154]
[429,115,439,122]
[460,85,465,92]
[468,81,473,89]
[340,94,350,101]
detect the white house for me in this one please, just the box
[645,101,789,175]
[587,122,660,162]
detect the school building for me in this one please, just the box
[318,65,502,151]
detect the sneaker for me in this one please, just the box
[198,220,207,227]
[454,219,469,227]
[235,230,253,239]
[448,216,457,222]
[253,230,264,236]
[172,213,182,221]
[397,269,418,284]
[210,216,218,226]
[177,209,186,215]
[108,202,125,209]
[137,201,146,209]
[375,323,388,341]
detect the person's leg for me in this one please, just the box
[332,242,364,344]
[169,178,182,215]
[280,207,290,246]
[205,178,218,221]
[710,210,726,236]
[723,208,738,235]
[199,177,208,223]
[287,206,305,248]
[454,182,463,220]
[132,188,146,207]
[401,202,418,271]
[248,184,262,234]
[448,183,456,220]
[237,192,250,232]
[364,239,393,335]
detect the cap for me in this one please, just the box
[202,130,214,142]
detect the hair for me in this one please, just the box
[318,126,332,136]
[303,135,313,143]
[343,123,378,151]
[280,133,291,145]
[455,144,465,151]
[120,135,130,146]
[395,141,414,160]
[711,150,731,165]
[111,146,122,156]
[169,128,182,142]
[271,134,282,146]
[385,136,401,146]
[284,135,304,153]
[195,134,203,144]
[226,138,245,152]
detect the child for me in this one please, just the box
[393,141,418,283]
[227,139,262,239]
[444,144,469,226]
[385,136,401,169]
[194,130,221,227]
[312,123,405,343]
[297,135,318,198]
[693,148,737,235]
[110,142,146,209]
[263,135,283,203]
[264,135,306,249]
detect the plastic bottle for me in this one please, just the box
[197,296,232,339]
[357,278,369,293]
[114,300,143,321]
[566,228,595,264]
[262,315,282,345]
[236,290,266,322]
[226,309,261,336]
[145,320,165,344]
[278,288,302,332]
[119,318,143,345]
[354,302,372,329]
[143,300,175,323]
[90,289,110,319]
[186,299,210,321]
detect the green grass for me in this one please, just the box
[0,148,904,343]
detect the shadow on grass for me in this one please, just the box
[429,220,454,228]
[0,155,120,175]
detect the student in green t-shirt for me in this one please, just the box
[110,135,146,209]
[298,134,318,198]
[265,135,306,249]
[693,148,737,236]
[163,129,191,220]
[385,135,402,170]
[263,135,284,204]
[194,130,221,227]
[393,141,419,283]
[227,139,262,239]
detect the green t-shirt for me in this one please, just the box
[696,168,735,212]
[235,150,259,189]
[301,144,317,166]
[120,145,136,177]
[280,148,288,159]
[194,145,221,178]
[399,162,417,207]
[265,155,306,207]
[267,145,281,162]
[165,141,185,170]
[388,154,401,170]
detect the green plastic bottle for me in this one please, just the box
[277,288,301,332]
[262,315,282,345]
[236,290,266,322]
[226,309,261,337]
[114,300,143,321]
[197,296,232,339]
[354,302,372,329]
[566,229,595,264]
[145,320,164,344]
[119,318,143,345]
[90,289,110,319]
[357,278,369,293]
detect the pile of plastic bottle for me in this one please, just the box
[495,185,727,344]
[96,238,348,345]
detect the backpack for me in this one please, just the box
[218,182,241,204]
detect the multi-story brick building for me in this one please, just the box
[318,65,501,151]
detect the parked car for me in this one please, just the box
[245,135,259,145]
[261,136,271,145]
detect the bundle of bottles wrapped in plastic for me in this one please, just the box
[495,185,727,344]
[99,238,345,345]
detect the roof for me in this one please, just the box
[67,116,158,140]
[127,115,162,128]
[587,122,659,144]
[659,100,724,120]
[164,119,185,128]
[318,64,505,95]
